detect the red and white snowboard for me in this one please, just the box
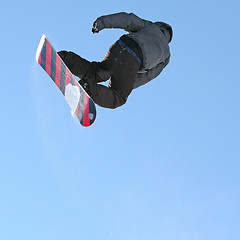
[36,34,96,127]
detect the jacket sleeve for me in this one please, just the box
[94,12,151,33]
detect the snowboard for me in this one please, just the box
[36,34,96,127]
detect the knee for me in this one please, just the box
[111,96,127,109]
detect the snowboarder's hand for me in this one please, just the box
[92,19,104,34]
[92,22,99,34]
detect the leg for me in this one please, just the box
[59,41,140,109]
[87,81,127,109]
[87,42,140,109]
[61,51,111,83]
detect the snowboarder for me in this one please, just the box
[58,12,173,109]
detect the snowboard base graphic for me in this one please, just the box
[36,34,96,127]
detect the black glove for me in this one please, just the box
[58,51,67,61]
[92,22,99,34]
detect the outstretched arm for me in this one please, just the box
[92,12,151,33]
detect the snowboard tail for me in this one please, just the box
[36,34,96,127]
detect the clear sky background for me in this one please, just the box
[1,0,239,239]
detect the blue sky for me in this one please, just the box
[1,0,240,239]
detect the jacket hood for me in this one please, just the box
[154,22,173,43]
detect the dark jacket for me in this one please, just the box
[94,12,173,88]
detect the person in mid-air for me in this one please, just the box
[58,12,173,109]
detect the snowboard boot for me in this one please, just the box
[79,78,90,95]
[58,51,67,61]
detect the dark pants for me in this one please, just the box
[63,41,140,109]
